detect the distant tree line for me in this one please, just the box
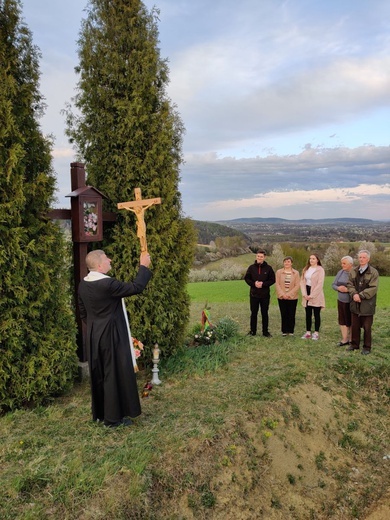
[193,221,251,265]
[194,238,251,265]
[190,240,390,282]
[225,220,390,244]
[194,220,250,245]
[269,241,389,276]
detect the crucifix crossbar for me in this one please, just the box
[117,188,161,253]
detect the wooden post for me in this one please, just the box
[48,162,117,363]
[70,163,89,361]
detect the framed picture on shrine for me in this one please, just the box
[67,186,105,242]
[81,197,102,240]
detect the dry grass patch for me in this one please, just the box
[146,378,390,519]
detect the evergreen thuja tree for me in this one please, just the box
[66,0,196,357]
[0,0,78,411]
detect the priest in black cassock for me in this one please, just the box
[78,249,152,428]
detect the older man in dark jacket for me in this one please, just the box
[346,250,379,355]
[244,249,275,337]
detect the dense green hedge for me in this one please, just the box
[0,0,78,412]
[65,0,196,358]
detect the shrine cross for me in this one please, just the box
[117,188,161,253]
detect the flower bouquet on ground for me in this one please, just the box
[142,381,153,398]
[193,327,217,346]
[132,337,144,359]
[201,302,213,331]
[188,315,240,348]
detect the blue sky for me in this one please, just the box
[22,0,390,221]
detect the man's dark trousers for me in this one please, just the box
[250,296,270,335]
[350,313,373,350]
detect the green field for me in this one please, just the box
[188,276,389,309]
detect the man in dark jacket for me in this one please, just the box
[346,250,379,355]
[244,249,275,337]
[78,250,152,427]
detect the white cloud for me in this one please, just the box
[52,147,74,159]
[179,145,390,220]
[206,184,390,211]
[172,55,390,152]
[187,184,390,221]
[182,144,390,191]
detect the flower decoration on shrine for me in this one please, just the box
[83,201,98,236]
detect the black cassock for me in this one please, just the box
[78,266,152,424]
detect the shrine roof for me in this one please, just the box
[66,186,107,198]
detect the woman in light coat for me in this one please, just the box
[275,256,300,335]
[300,254,325,340]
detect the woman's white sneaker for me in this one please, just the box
[312,332,319,340]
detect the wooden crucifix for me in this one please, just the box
[117,188,161,253]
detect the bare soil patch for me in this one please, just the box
[151,382,390,519]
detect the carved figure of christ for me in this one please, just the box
[117,188,161,253]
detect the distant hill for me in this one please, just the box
[205,217,390,244]
[216,217,381,225]
[193,220,250,245]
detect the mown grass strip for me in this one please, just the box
[187,276,390,309]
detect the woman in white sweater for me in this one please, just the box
[300,254,325,340]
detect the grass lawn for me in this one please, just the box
[187,276,390,309]
[0,281,389,519]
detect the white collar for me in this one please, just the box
[84,271,111,282]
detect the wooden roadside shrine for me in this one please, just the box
[48,162,162,364]
[48,162,116,362]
